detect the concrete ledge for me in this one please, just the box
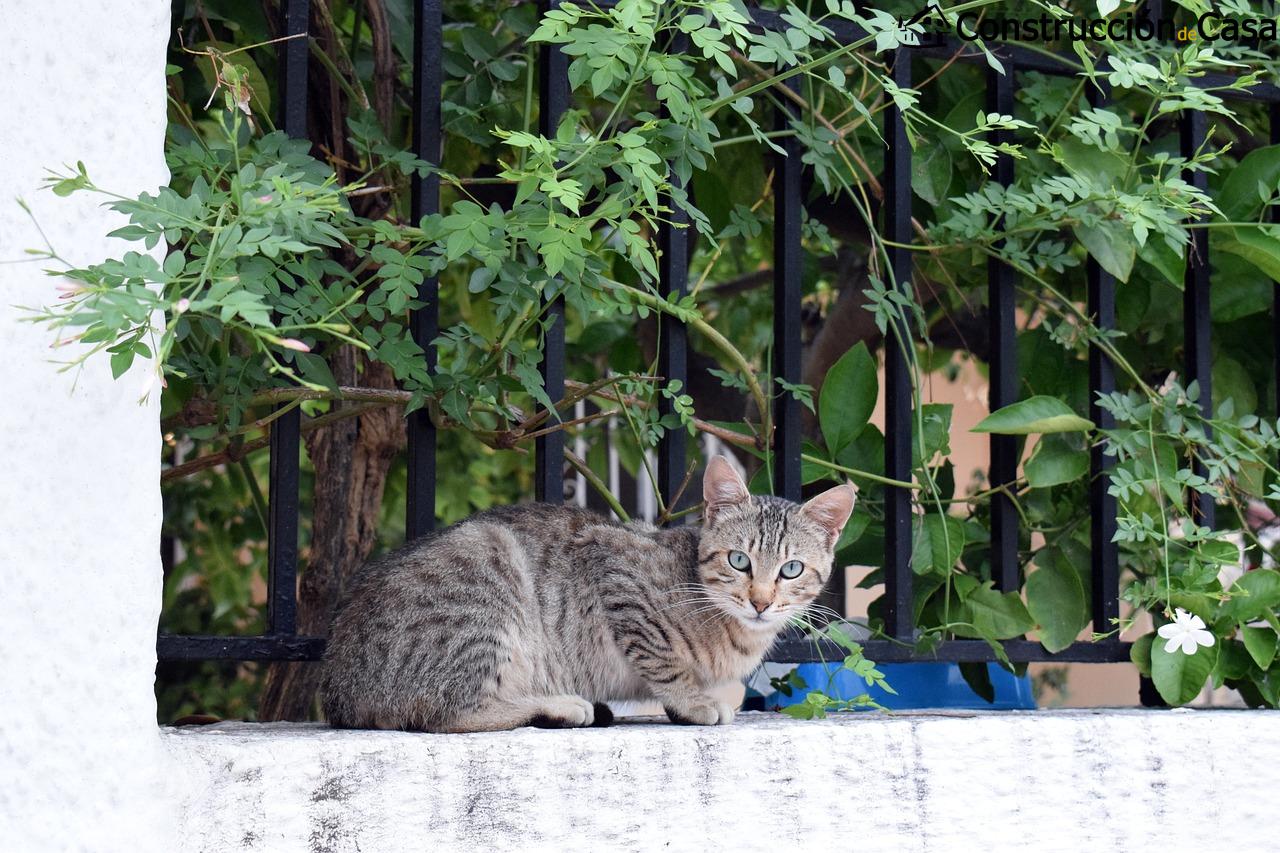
[164,710,1279,852]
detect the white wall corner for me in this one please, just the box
[0,3,173,851]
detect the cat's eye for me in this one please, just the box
[779,560,804,579]
[727,550,752,571]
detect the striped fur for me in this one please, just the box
[321,457,855,732]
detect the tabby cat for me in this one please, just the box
[321,456,855,732]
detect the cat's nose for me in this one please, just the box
[750,599,770,614]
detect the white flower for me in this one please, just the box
[1157,608,1215,656]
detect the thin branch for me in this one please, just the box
[160,377,764,482]
[517,408,619,445]
[565,448,630,522]
[732,51,883,199]
[566,380,761,450]
[656,458,699,525]
[161,401,387,482]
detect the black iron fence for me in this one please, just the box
[157,1,1280,671]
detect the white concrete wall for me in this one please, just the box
[0,3,172,852]
[166,712,1279,853]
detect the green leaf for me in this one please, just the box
[1151,639,1217,706]
[110,348,135,379]
[1056,137,1126,187]
[1216,226,1280,282]
[1130,633,1153,678]
[1214,640,1253,684]
[163,250,186,278]
[912,513,967,576]
[468,267,497,293]
[1212,356,1257,417]
[1218,144,1280,221]
[1210,253,1271,321]
[912,403,953,467]
[958,662,995,703]
[1242,625,1278,669]
[780,702,815,720]
[1073,220,1135,282]
[1024,433,1089,488]
[512,360,558,421]
[973,396,1094,435]
[1225,569,1280,623]
[912,143,952,206]
[964,583,1035,640]
[1026,556,1088,653]
[834,511,871,552]
[1137,238,1184,287]
[819,342,877,455]
[295,353,337,391]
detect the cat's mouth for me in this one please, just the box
[731,604,783,629]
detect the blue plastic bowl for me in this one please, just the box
[763,661,1036,711]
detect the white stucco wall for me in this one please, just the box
[166,711,1279,852]
[0,3,171,852]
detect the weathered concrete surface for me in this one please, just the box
[0,3,170,852]
[165,710,1279,852]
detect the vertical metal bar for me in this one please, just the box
[773,77,803,502]
[278,0,309,139]
[883,49,913,640]
[656,214,689,509]
[267,0,309,636]
[1146,0,1165,31]
[986,59,1019,592]
[1181,108,1214,526]
[1142,0,1169,708]
[1086,83,1119,637]
[535,1,568,503]
[406,0,441,540]
[617,439,640,520]
[1272,102,1280,458]
[657,35,689,513]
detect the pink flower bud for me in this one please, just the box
[56,282,85,299]
[279,338,311,352]
[51,332,84,348]
[258,195,272,203]
[175,298,190,313]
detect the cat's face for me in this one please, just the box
[696,457,856,631]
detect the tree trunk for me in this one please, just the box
[257,347,404,721]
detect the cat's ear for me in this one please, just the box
[801,483,857,546]
[703,456,750,524]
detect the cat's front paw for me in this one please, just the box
[529,694,596,728]
[664,700,736,726]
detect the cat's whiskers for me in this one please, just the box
[660,583,724,598]
[689,608,733,635]
[787,603,847,636]
[654,585,740,616]
[654,595,723,615]
[677,600,739,622]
